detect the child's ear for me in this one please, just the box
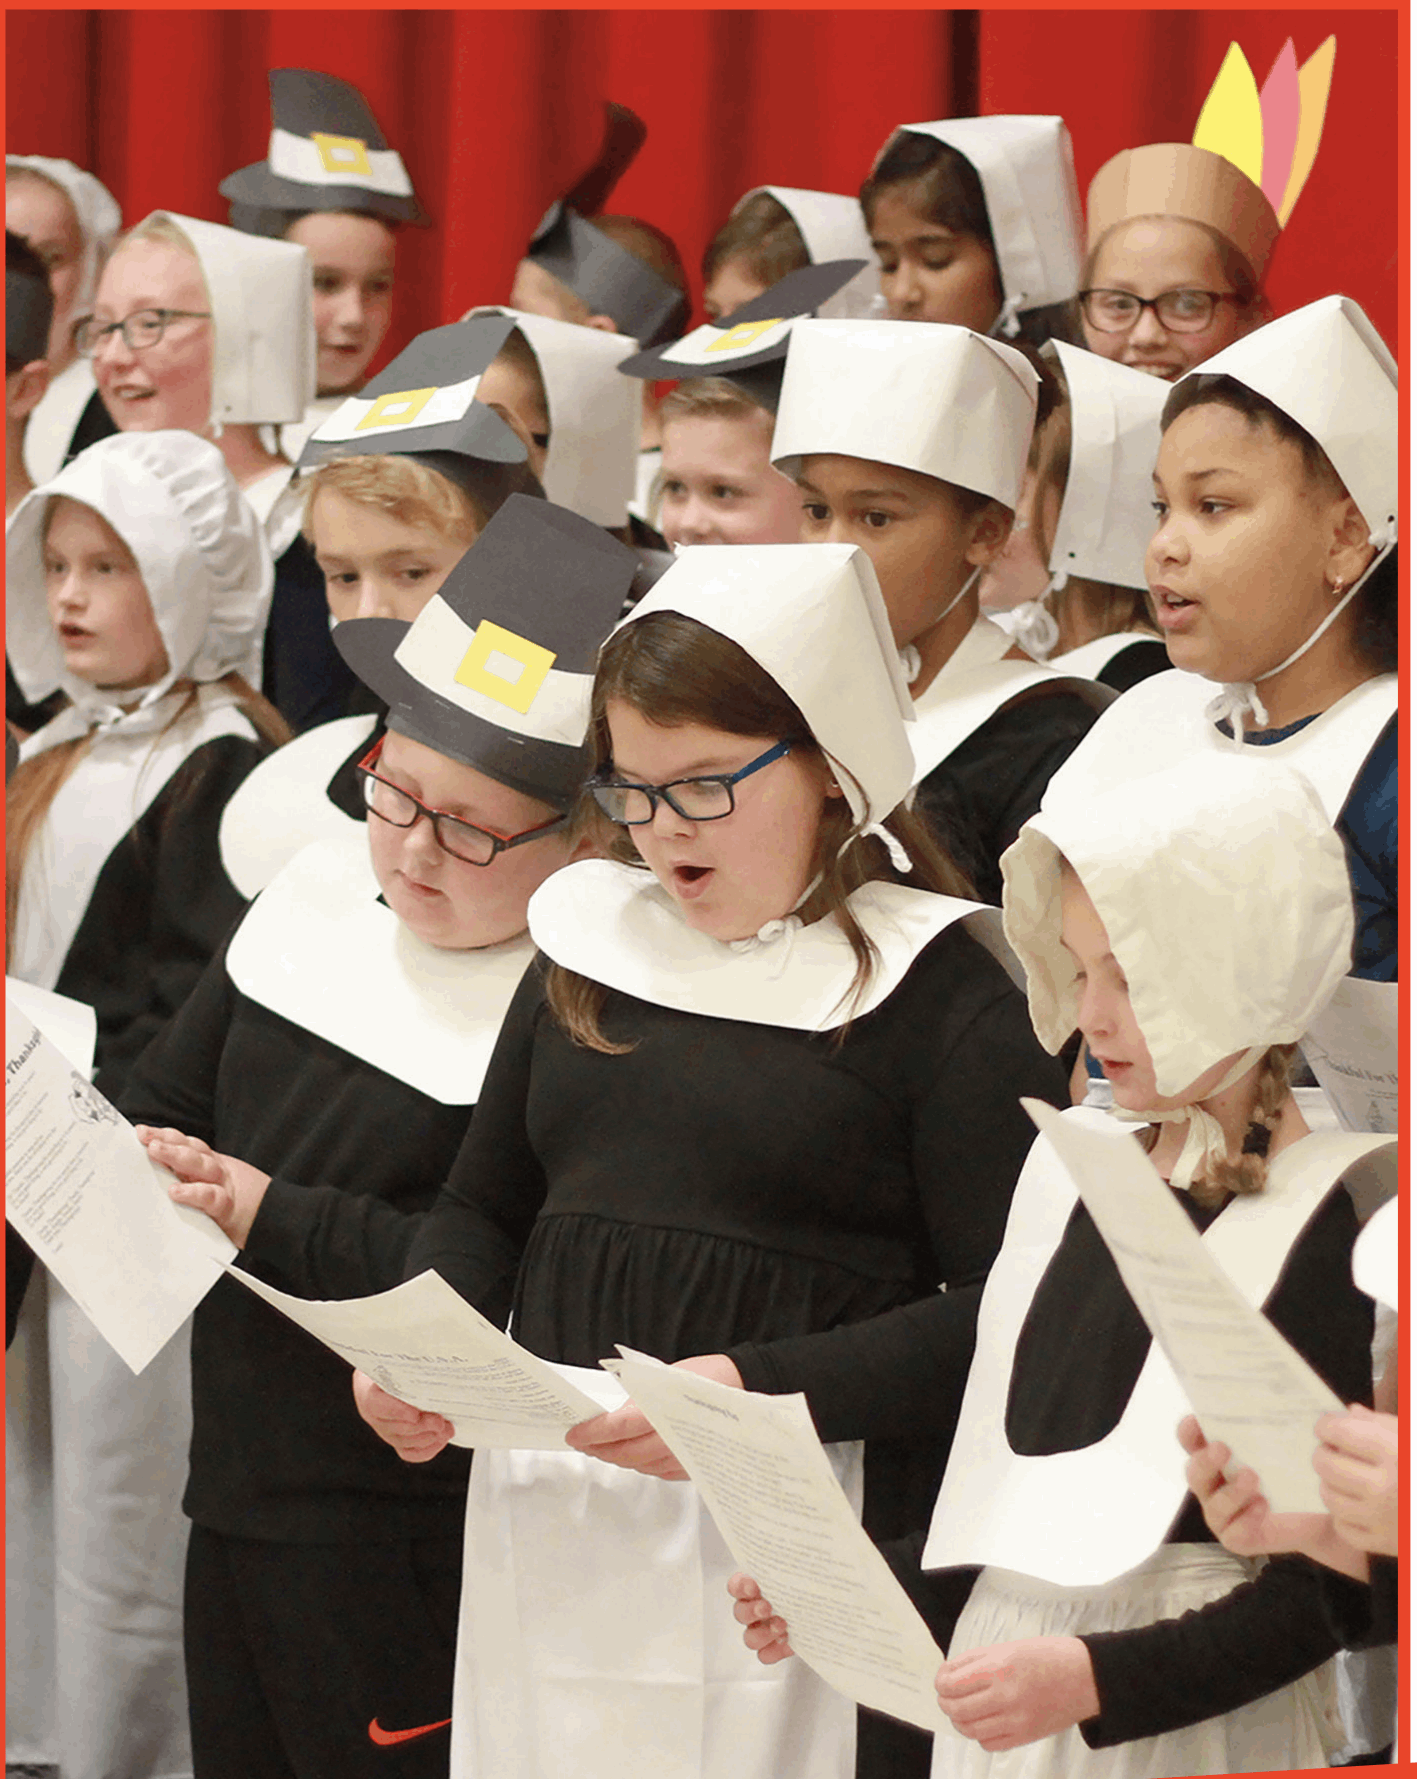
[964,499,1014,568]
[584,314,620,334]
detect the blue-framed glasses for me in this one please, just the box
[588,740,793,826]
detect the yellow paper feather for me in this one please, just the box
[1192,43,1264,187]
[1279,37,1336,227]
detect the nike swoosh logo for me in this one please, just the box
[368,1715,453,1745]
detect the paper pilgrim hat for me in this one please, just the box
[1003,751,1354,1098]
[617,260,870,411]
[731,187,879,319]
[335,494,638,809]
[876,116,1083,323]
[299,316,534,508]
[1087,144,1280,283]
[7,236,53,365]
[524,202,688,348]
[1042,341,1169,592]
[1171,296,1398,547]
[469,307,641,527]
[135,213,315,427]
[221,69,428,232]
[613,543,915,828]
[772,318,1039,511]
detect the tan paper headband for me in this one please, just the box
[1087,143,1280,281]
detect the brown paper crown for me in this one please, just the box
[1086,144,1280,281]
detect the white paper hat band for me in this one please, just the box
[311,373,484,444]
[393,593,592,747]
[267,127,414,198]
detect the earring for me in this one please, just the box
[1329,575,1345,597]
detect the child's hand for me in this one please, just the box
[137,1125,270,1248]
[935,1636,1099,1749]
[352,1370,456,1463]
[728,1573,794,1664]
[1177,1416,1368,1581]
[564,1354,745,1481]
[1314,1407,1399,1556]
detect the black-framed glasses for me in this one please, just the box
[588,740,792,826]
[1079,288,1238,335]
[73,308,214,357]
[356,740,566,866]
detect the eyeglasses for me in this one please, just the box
[1079,288,1239,335]
[356,740,566,865]
[73,308,213,357]
[588,740,792,826]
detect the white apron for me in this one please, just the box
[921,1112,1394,1778]
[910,617,1111,783]
[218,710,377,898]
[453,1363,861,1779]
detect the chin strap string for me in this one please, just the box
[1206,521,1398,743]
[1003,595,1061,661]
[863,822,913,875]
[1112,1046,1265,1190]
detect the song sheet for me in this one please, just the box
[5,1000,234,1372]
[224,1267,604,1448]
[608,1348,944,1733]
[1022,1099,1349,1513]
[1301,976,1398,1134]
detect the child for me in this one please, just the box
[863,117,1081,346]
[1043,296,1397,982]
[734,749,1393,1776]
[6,153,122,479]
[6,229,52,520]
[123,496,635,1778]
[987,342,1168,692]
[356,540,1065,1779]
[703,185,877,320]
[511,198,688,348]
[216,313,538,898]
[5,427,286,1779]
[771,316,1106,902]
[652,377,802,547]
[221,68,430,455]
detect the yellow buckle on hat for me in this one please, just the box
[455,620,557,715]
[312,132,373,177]
[707,317,785,354]
[355,388,438,431]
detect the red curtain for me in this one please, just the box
[7,8,1400,371]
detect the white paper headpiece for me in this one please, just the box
[1002,752,1354,1098]
[772,317,1038,510]
[612,543,915,827]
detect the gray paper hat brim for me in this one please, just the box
[529,202,687,347]
[298,317,528,473]
[220,163,429,228]
[617,260,869,381]
[334,617,586,809]
[7,269,53,363]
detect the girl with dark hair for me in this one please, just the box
[862,118,1083,349]
[355,541,1064,1779]
[1043,296,1398,984]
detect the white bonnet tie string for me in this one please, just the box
[863,822,912,875]
[992,292,1024,339]
[1206,525,1397,742]
[1111,1045,1266,1190]
[1006,597,1061,662]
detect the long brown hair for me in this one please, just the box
[5,674,289,968]
[545,612,973,1053]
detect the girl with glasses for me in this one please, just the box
[1077,144,1275,382]
[122,497,630,1779]
[355,540,1065,1779]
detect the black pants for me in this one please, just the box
[185,1524,462,1779]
